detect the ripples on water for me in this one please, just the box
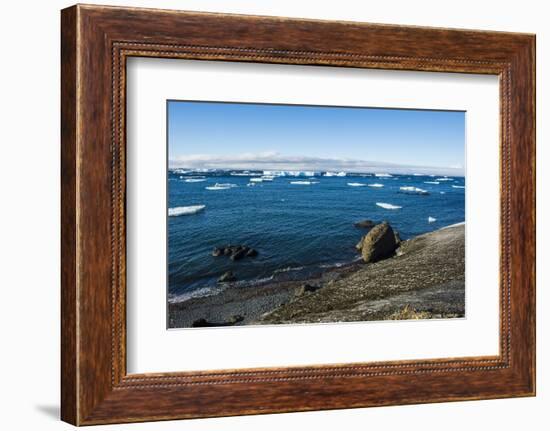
[168,171,465,301]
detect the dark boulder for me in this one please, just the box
[230,248,247,261]
[192,315,244,327]
[354,219,375,229]
[229,314,244,324]
[245,248,258,257]
[295,283,322,296]
[212,245,258,260]
[357,221,399,263]
[218,271,237,283]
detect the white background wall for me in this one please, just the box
[0,0,546,429]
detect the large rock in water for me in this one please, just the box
[358,222,399,263]
[212,245,258,260]
[218,271,237,283]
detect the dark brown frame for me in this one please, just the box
[61,4,536,426]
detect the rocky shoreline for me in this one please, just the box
[168,223,465,328]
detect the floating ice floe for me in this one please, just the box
[399,186,429,195]
[260,175,275,181]
[424,181,440,185]
[347,182,367,187]
[230,171,261,177]
[290,180,318,185]
[168,205,205,216]
[249,178,263,182]
[323,171,346,177]
[184,178,207,183]
[376,202,402,210]
[436,177,454,181]
[452,185,465,189]
[368,183,384,188]
[262,170,317,177]
[428,216,437,223]
[375,173,393,178]
[205,183,237,190]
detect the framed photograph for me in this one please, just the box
[61,4,535,425]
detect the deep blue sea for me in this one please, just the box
[167,170,465,302]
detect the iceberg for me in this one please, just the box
[290,180,318,185]
[368,183,384,188]
[424,181,440,185]
[376,202,402,210]
[428,216,437,223]
[205,183,237,190]
[375,173,393,178]
[452,185,465,189]
[399,186,429,195]
[263,170,317,177]
[347,182,367,187]
[230,171,261,177]
[168,205,205,216]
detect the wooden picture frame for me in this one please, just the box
[61,4,535,425]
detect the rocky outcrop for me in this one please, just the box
[354,219,375,229]
[218,271,237,283]
[259,224,465,325]
[357,221,399,263]
[212,245,258,261]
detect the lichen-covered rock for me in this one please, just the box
[359,221,398,263]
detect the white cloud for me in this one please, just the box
[169,152,464,176]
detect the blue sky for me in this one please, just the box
[168,100,465,175]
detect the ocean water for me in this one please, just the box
[168,171,465,302]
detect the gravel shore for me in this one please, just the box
[168,223,465,328]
